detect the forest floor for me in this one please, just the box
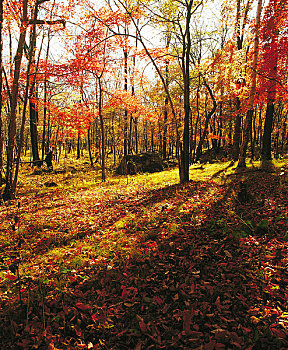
[0,157,288,350]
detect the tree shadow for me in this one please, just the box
[1,171,288,349]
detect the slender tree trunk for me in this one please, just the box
[111,112,116,165]
[163,35,170,160]
[28,3,42,166]
[151,122,154,152]
[46,110,51,153]
[128,115,133,154]
[29,99,41,165]
[180,1,193,183]
[134,117,138,154]
[192,79,201,162]
[29,3,63,167]
[233,0,253,161]
[163,97,168,159]
[196,78,217,161]
[123,37,128,156]
[217,108,223,151]
[42,31,51,160]
[87,126,94,167]
[262,102,275,160]
[233,98,242,160]
[42,78,47,159]
[0,0,3,182]
[77,132,81,159]
[261,0,280,163]
[97,78,106,181]
[232,0,243,161]
[251,107,257,159]
[238,0,262,168]
[144,120,148,152]
[3,0,28,200]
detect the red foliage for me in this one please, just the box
[257,0,288,103]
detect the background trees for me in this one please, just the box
[1,0,288,199]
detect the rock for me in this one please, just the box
[163,159,178,168]
[200,147,232,163]
[116,153,164,175]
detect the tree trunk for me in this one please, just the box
[0,0,3,183]
[98,78,106,181]
[87,126,94,167]
[238,0,262,168]
[180,1,192,183]
[196,78,217,161]
[163,35,170,160]
[123,42,128,156]
[77,132,81,159]
[262,102,274,160]
[134,117,138,154]
[192,80,201,162]
[233,98,242,160]
[232,0,243,161]
[28,3,43,167]
[42,31,51,160]
[42,78,48,159]
[261,0,279,163]
[150,122,154,152]
[29,99,41,166]
[163,96,168,160]
[233,0,253,161]
[3,0,28,201]
[128,115,133,154]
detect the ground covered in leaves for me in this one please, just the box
[0,160,288,349]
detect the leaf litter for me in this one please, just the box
[0,166,288,349]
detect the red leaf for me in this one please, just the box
[121,286,128,300]
[204,340,216,350]
[139,321,147,333]
[154,296,164,305]
[5,272,17,281]
[76,302,91,311]
[270,327,288,338]
[183,310,193,334]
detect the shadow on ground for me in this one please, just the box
[1,170,288,349]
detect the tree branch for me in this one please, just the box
[28,19,66,27]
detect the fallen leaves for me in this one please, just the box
[1,167,288,349]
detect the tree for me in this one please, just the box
[237,0,263,168]
[261,0,288,163]
[163,34,171,160]
[0,0,3,183]
[179,0,193,183]
[116,0,205,182]
[195,76,217,161]
[2,0,66,200]
[2,0,29,201]
[233,0,253,161]
[28,0,42,167]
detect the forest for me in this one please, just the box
[0,0,288,349]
